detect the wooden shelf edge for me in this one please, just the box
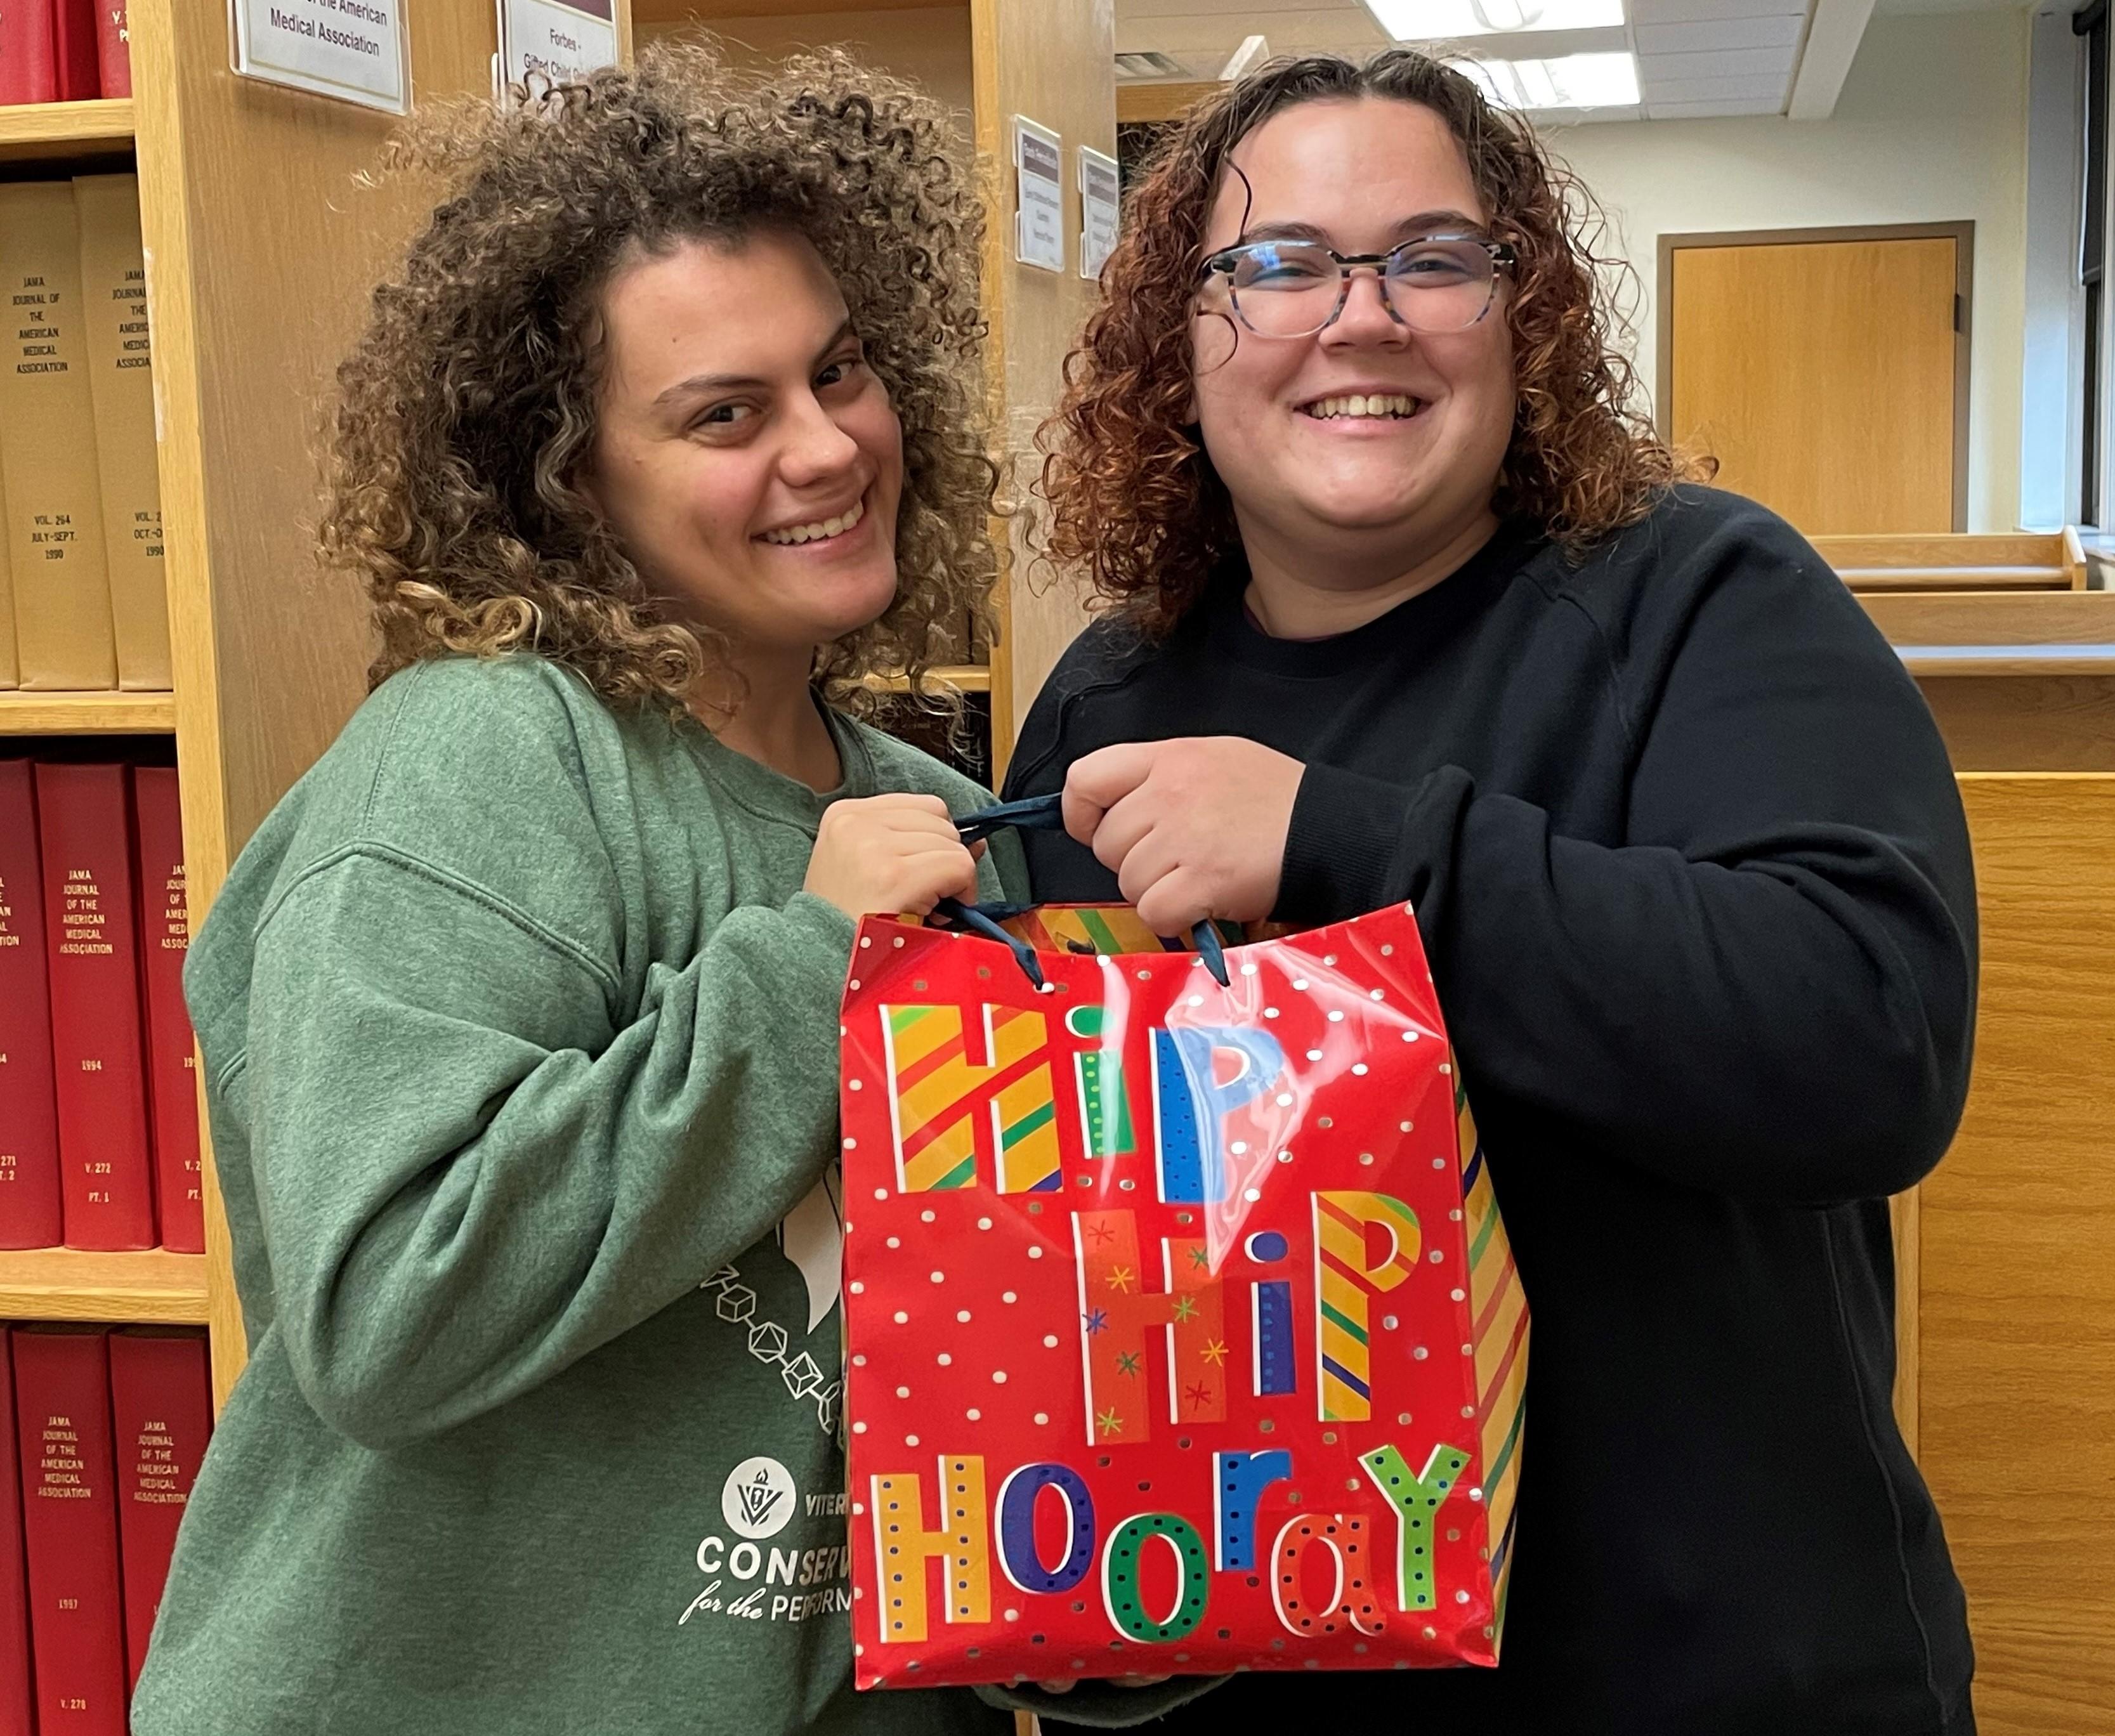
[1843,570,2069,593]
[860,664,993,695]
[634,0,940,23]
[0,689,175,733]
[0,1248,209,1325]
[1899,645,2115,679]
[0,97,136,157]
[1951,769,2115,784]
[1116,81,1220,124]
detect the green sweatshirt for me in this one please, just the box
[130,654,1031,1736]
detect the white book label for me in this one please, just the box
[229,0,409,115]
[1014,116,1066,275]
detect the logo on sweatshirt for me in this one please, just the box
[723,1456,797,1540]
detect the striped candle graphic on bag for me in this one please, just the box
[881,1004,1062,1194]
[1314,1191,1421,1422]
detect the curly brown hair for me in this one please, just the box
[324,39,997,712]
[1042,49,1699,634]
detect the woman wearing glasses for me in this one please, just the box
[1004,49,1978,1736]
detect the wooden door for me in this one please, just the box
[1666,233,1964,535]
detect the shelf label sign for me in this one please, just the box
[230,0,409,115]
[1078,145,1120,279]
[499,0,617,94]
[1012,116,1065,275]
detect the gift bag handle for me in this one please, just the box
[941,793,1231,988]
[928,896,1049,989]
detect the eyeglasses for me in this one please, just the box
[1199,235,1517,339]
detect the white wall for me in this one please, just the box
[1545,10,2034,532]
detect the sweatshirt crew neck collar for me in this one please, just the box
[1208,517,1542,680]
[677,695,879,825]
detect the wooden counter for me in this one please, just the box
[1857,589,2115,1735]
[1918,775,2115,1735]
[1862,591,2115,771]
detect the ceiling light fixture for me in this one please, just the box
[1462,51,1640,109]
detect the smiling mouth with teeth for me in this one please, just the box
[1301,393,1422,421]
[759,495,867,546]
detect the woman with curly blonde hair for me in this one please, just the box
[1012,50,1978,1736]
[132,46,1030,1736]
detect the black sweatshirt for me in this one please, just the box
[1003,488,1977,1736]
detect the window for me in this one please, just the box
[2078,0,2107,521]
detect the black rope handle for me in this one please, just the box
[948,795,1233,986]
[1191,922,1231,987]
[929,896,1046,989]
[954,793,1069,845]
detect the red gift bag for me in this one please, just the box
[838,900,1527,1688]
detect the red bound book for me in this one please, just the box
[0,0,58,103]
[35,763,155,1251]
[107,1330,209,1688]
[11,1328,128,1736]
[0,1331,35,1736]
[0,762,63,1248]
[50,0,97,100]
[91,0,123,96]
[131,769,202,1253]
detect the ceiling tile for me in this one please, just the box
[1635,14,1805,52]
[1635,42,1798,76]
[1640,70,1793,98]
[1645,94,1787,116]
[1632,0,1812,22]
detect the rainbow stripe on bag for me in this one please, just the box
[1458,1073,1528,1636]
[882,1004,1063,1194]
[1314,1191,1421,1421]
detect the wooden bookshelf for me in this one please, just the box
[8,11,1103,1419]
[0,97,135,163]
[112,0,506,1406]
[0,1247,209,1324]
[0,690,175,733]
[7,1,1104,1415]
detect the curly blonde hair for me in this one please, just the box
[324,40,997,711]
[1042,50,1702,636]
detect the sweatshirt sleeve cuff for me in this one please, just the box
[783,889,858,953]
[756,891,858,1017]
[1276,762,1477,928]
